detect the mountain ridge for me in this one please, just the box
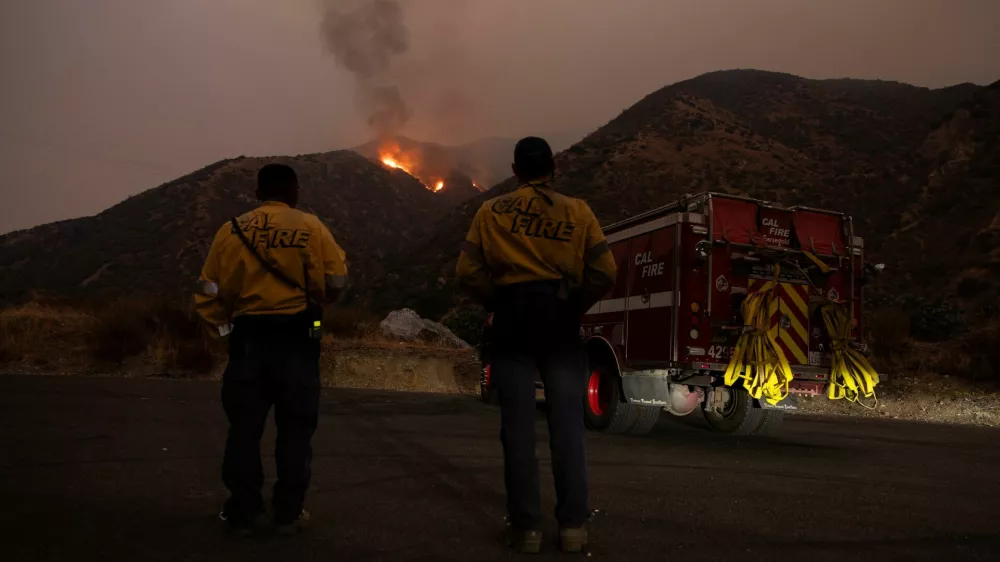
[357,70,998,324]
[0,150,456,303]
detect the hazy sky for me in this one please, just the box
[1,0,997,234]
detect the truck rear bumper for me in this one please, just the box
[673,361,830,381]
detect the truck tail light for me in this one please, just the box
[691,302,701,313]
[689,328,700,339]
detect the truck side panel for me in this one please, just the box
[624,226,676,363]
[677,221,713,362]
[581,238,631,355]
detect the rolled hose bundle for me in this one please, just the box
[723,278,794,406]
[820,304,880,407]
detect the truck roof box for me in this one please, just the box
[603,192,860,257]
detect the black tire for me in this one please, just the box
[627,405,662,435]
[750,410,784,436]
[702,386,766,435]
[583,366,638,434]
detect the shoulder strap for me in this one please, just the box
[525,180,554,206]
[229,217,316,305]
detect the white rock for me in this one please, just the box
[379,309,470,349]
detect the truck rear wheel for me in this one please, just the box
[750,410,784,436]
[627,405,662,435]
[702,386,766,435]
[583,367,638,433]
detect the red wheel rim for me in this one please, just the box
[587,370,606,416]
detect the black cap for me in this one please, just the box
[513,136,554,181]
[256,163,299,206]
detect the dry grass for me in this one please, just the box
[323,306,381,340]
[0,300,220,375]
[797,373,1000,427]
[0,301,471,384]
[865,306,998,382]
[319,341,479,395]
[5,301,996,425]
[0,304,93,367]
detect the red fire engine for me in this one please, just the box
[479,192,883,436]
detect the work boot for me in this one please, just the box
[275,509,311,536]
[559,526,588,553]
[504,518,542,554]
[219,510,266,537]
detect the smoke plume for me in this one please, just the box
[321,0,412,137]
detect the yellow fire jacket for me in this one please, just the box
[193,201,349,338]
[456,182,617,311]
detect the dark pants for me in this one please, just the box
[491,283,589,530]
[221,314,321,527]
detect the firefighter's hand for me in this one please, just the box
[202,321,233,342]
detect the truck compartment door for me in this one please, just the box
[747,274,811,366]
[625,227,676,363]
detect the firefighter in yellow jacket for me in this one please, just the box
[194,163,348,536]
[457,137,617,553]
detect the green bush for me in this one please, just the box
[910,301,966,342]
[874,294,967,342]
[442,307,488,346]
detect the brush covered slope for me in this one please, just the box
[366,70,997,331]
[0,150,456,303]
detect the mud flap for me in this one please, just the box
[620,372,671,406]
[757,394,799,411]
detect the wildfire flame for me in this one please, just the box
[381,155,405,171]
[378,146,446,193]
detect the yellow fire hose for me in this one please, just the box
[820,304,880,408]
[722,260,881,409]
[723,267,794,406]
[790,252,882,407]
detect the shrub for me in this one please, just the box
[957,276,992,299]
[412,288,455,322]
[88,298,216,370]
[959,326,1000,381]
[90,303,153,364]
[0,309,58,363]
[442,306,488,346]
[173,340,217,374]
[324,306,380,339]
[0,300,221,374]
[873,293,967,342]
[867,307,910,359]
[910,301,966,342]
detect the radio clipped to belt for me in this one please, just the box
[306,303,324,340]
[230,217,325,340]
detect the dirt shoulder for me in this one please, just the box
[795,373,1000,427]
[319,339,480,396]
[3,300,998,427]
[1,334,482,397]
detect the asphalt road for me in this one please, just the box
[1,375,999,561]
